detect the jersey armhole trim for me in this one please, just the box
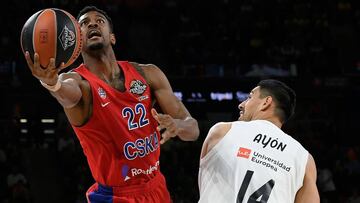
[200,122,235,166]
[297,150,309,190]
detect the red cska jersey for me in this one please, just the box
[72,61,161,187]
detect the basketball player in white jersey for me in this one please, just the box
[198,79,319,203]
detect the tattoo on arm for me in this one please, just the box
[131,62,147,82]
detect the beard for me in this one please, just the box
[238,113,248,121]
[88,42,104,50]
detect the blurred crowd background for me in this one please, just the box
[0,0,360,202]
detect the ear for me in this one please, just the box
[260,96,272,111]
[110,33,116,46]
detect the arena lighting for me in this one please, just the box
[236,91,249,102]
[41,119,55,123]
[44,129,55,134]
[210,92,233,101]
[172,89,249,102]
[187,92,206,102]
[20,118,27,123]
[174,91,183,101]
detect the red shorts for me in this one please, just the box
[86,173,172,203]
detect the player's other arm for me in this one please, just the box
[200,122,232,159]
[141,64,199,143]
[294,154,320,203]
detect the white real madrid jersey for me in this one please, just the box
[198,120,308,203]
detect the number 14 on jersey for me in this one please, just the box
[237,170,275,203]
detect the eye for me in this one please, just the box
[97,18,105,24]
[80,20,88,27]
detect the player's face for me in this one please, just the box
[78,11,114,51]
[238,86,262,121]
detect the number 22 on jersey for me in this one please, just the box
[237,170,275,203]
[122,103,150,130]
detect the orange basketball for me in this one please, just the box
[20,8,82,69]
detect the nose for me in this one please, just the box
[88,20,99,28]
[238,102,244,110]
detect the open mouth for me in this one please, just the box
[87,30,102,39]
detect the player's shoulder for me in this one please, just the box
[129,62,162,80]
[129,62,169,88]
[129,62,161,75]
[201,122,233,157]
[129,61,158,69]
[211,121,232,130]
[208,122,233,139]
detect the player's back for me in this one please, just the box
[198,120,308,203]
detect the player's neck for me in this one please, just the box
[83,48,117,71]
[83,45,116,64]
[83,50,119,82]
[254,114,282,128]
[265,118,282,128]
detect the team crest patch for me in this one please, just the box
[129,80,147,95]
[98,87,107,99]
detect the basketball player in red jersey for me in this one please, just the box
[24,6,199,203]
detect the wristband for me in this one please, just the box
[40,79,61,92]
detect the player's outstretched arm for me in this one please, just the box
[295,154,320,203]
[140,63,199,144]
[25,52,82,109]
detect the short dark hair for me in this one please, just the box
[257,79,296,123]
[77,6,114,33]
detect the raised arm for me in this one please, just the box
[295,154,320,203]
[139,63,199,144]
[25,52,91,126]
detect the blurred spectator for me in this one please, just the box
[317,163,337,203]
[348,187,360,203]
[7,165,27,189]
[11,180,31,203]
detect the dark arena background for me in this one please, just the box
[1,0,359,202]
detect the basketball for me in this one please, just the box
[20,8,82,69]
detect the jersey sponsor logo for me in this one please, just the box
[129,80,147,95]
[251,151,291,172]
[123,131,159,160]
[131,161,159,177]
[137,95,149,101]
[121,161,160,182]
[121,164,131,181]
[97,87,107,99]
[237,147,251,159]
[236,146,291,172]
